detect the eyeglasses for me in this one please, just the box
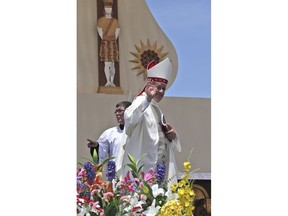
[114,109,124,114]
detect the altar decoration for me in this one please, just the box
[77,151,196,216]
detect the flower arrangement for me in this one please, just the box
[77,151,196,216]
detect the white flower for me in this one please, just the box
[165,188,178,201]
[77,205,87,216]
[143,199,161,216]
[130,193,139,206]
[151,184,165,198]
[123,193,144,212]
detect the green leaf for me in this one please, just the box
[127,153,136,165]
[142,185,149,194]
[97,157,115,171]
[137,164,145,174]
[125,164,138,175]
[136,153,147,166]
[92,149,98,164]
[142,181,154,200]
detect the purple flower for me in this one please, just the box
[106,160,116,182]
[77,182,89,194]
[156,162,166,184]
[85,190,91,199]
[84,162,95,182]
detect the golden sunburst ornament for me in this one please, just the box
[129,39,168,80]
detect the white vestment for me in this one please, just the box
[116,93,181,185]
[98,126,124,164]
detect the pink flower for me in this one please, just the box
[103,191,114,202]
[77,168,85,177]
[123,171,131,181]
[131,205,143,214]
[120,195,131,201]
[90,188,100,197]
[77,195,94,205]
[140,194,147,201]
[90,201,104,216]
[141,168,156,185]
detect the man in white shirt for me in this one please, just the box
[87,101,131,164]
[117,58,181,185]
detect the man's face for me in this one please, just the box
[114,105,125,125]
[152,81,167,102]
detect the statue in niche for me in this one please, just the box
[97,0,120,87]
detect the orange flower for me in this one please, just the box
[94,172,108,186]
[93,164,102,173]
[106,181,113,192]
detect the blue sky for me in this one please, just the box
[146,0,211,98]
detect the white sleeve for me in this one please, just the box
[171,134,181,152]
[124,95,150,137]
[97,129,111,163]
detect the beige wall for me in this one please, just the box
[77,0,99,93]
[161,97,211,173]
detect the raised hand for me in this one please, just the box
[87,139,98,148]
[145,80,158,101]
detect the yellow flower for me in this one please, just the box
[183,162,191,172]
[164,160,196,216]
[158,200,183,216]
[171,184,177,192]
[189,189,195,196]
[184,201,190,207]
[178,188,185,196]
[177,180,185,188]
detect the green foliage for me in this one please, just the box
[98,156,115,170]
[125,153,147,178]
[141,180,154,201]
[92,148,98,164]
[125,153,156,203]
